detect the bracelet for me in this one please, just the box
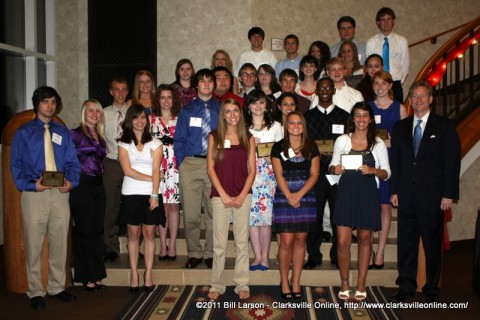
[150,194,159,199]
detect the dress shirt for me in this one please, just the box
[174,97,220,166]
[103,103,129,160]
[235,48,277,76]
[71,126,108,176]
[275,55,302,78]
[413,111,430,137]
[11,117,81,191]
[330,38,367,65]
[309,81,363,113]
[366,32,410,83]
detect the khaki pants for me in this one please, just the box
[179,157,213,259]
[210,195,251,295]
[21,189,70,298]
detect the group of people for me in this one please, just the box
[9,6,460,311]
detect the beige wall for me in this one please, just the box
[4,0,476,245]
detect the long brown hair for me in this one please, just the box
[282,111,315,160]
[152,84,181,117]
[347,102,378,150]
[212,99,250,162]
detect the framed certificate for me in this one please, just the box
[257,142,274,158]
[377,128,389,141]
[341,154,363,170]
[41,171,65,186]
[315,139,334,153]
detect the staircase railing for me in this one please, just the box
[408,16,480,122]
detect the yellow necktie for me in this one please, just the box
[44,123,57,171]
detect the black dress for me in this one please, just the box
[333,149,381,231]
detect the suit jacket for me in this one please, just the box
[390,112,460,211]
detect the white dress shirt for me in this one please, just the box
[104,103,129,160]
[366,32,410,83]
[235,48,277,76]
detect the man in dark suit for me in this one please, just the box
[389,81,461,303]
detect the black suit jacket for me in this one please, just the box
[390,112,460,211]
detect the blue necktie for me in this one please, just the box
[383,37,390,72]
[413,119,422,156]
[201,104,210,155]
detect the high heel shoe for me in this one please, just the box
[373,253,384,269]
[130,273,139,293]
[355,290,367,300]
[369,251,376,270]
[280,282,292,300]
[290,278,302,299]
[143,272,154,292]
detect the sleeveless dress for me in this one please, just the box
[150,115,180,204]
[271,140,319,233]
[333,149,381,231]
[368,100,400,204]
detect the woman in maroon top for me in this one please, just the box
[206,99,256,301]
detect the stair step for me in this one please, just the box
[119,236,398,262]
[102,254,398,287]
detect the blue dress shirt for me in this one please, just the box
[11,117,81,191]
[174,97,220,166]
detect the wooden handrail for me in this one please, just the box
[405,15,480,113]
[409,23,468,48]
[414,15,480,83]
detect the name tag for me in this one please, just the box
[224,139,231,148]
[375,115,381,124]
[280,148,296,161]
[190,117,202,127]
[332,124,344,134]
[52,133,62,145]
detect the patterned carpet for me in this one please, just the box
[116,285,405,320]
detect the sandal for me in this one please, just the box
[238,290,250,300]
[208,290,220,301]
[355,290,367,300]
[338,289,350,300]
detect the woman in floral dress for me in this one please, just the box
[151,84,181,260]
[244,89,283,271]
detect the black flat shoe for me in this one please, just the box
[47,290,77,302]
[373,263,384,269]
[30,296,46,310]
[83,282,99,292]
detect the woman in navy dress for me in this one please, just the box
[368,70,407,269]
[272,111,319,299]
[330,102,390,301]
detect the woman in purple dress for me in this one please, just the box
[70,99,108,291]
[368,70,407,269]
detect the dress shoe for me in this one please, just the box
[144,285,154,292]
[47,290,77,302]
[426,294,440,303]
[104,251,118,263]
[205,258,213,269]
[167,255,177,261]
[303,260,318,270]
[390,290,414,302]
[95,283,107,290]
[129,286,139,293]
[30,296,46,310]
[185,257,203,269]
[158,255,169,261]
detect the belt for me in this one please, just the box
[192,154,207,159]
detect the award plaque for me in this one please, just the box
[341,154,363,170]
[315,139,334,153]
[377,128,389,141]
[42,171,65,186]
[257,142,274,158]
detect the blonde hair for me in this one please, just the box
[212,99,249,162]
[210,49,234,73]
[131,70,156,106]
[80,99,106,140]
